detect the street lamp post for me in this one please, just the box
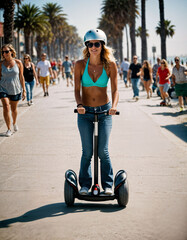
[152,46,156,64]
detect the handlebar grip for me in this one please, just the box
[74,109,120,115]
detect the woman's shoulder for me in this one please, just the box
[75,59,87,68]
[15,59,21,64]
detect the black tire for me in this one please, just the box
[117,181,129,207]
[64,180,75,206]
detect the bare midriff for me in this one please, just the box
[82,86,109,107]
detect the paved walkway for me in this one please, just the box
[0,78,187,240]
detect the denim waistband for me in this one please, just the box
[83,102,112,113]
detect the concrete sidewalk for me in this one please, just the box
[0,79,187,240]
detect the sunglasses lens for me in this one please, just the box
[94,42,101,48]
[87,42,101,48]
[88,42,93,48]
[2,50,10,54]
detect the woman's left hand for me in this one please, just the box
[109,107,117,115]
[22,90,26,101]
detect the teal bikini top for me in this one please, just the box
[81,58,109,87]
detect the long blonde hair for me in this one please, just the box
[161,59,169,69]
[82,43,115,69]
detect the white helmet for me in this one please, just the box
[84,29,107,45]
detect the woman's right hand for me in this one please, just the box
[77,106,86,114]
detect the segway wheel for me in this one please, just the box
[64,180,75,206]
[117,181,129,207]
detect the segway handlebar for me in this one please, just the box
[74,109,120,115]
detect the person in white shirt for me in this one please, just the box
[121,58,130,87]
[37,53,53,97]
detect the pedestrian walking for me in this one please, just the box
[0,44,26,137]
[23,54,39,106]
[57,58,62,83]
[62,56,73,87]
[74,29,119,196]
[141,60,153,99]
[152,58,161,92]
[50,59,58,84]
[37,53,53,97]
[172,57,187,112]
[156,59,172,106]
[121,58,130,87]
[127,55,142,101]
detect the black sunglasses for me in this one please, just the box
[87,42,101,48]
[24,57,29,59]
[2,50,11,54]
[175,59,179,62]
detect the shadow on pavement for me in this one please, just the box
[153,110,187,117]
[161,122,187,143]
[0,202,125,228]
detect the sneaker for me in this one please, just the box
[180,107,184,112]
[5,129,12,137]
[79,187,89,195]
[27,101,30,106]
[44,93,47,97]
[104,188,113,195]
[135,96,139,101]
[160,100,166,106]
[46,92,49,96]
[30,100,33,105]
[13,124,19,132]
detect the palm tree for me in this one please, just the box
[158,0,166,59]
[141,0,147,62]
[42,2,66,58]
[156,19,175,59]
[0,0,22,44]
[101,0,130,62]
[15,3,49,56]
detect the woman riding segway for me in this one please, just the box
[74,29,118,195]
[64,29,129,207]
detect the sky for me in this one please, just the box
[1,0,187,60]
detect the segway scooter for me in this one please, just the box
[64,109,129,207]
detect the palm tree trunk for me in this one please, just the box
[119,30,123,62]
[3,1,15,44]
[129,0,136,60]
[159,0,166,59]
[130,23,136,60]
[125,25,129,60]
[141,0,147,63]
[24,31,31,55]
[36,35,42,60]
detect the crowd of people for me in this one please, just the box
[119,55,187,110]
[0,42,187,139]
[0,28,187,197]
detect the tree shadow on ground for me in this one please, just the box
[161,123,187,143]
[0,202,125,228]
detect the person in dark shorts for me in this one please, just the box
[62,56,74,87]
[141,60,153,99]
[0,44,26,137]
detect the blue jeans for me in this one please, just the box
[25,80,35,102]
[78,102,113,190]
[131,78,140,97]
[123,71,128,84]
